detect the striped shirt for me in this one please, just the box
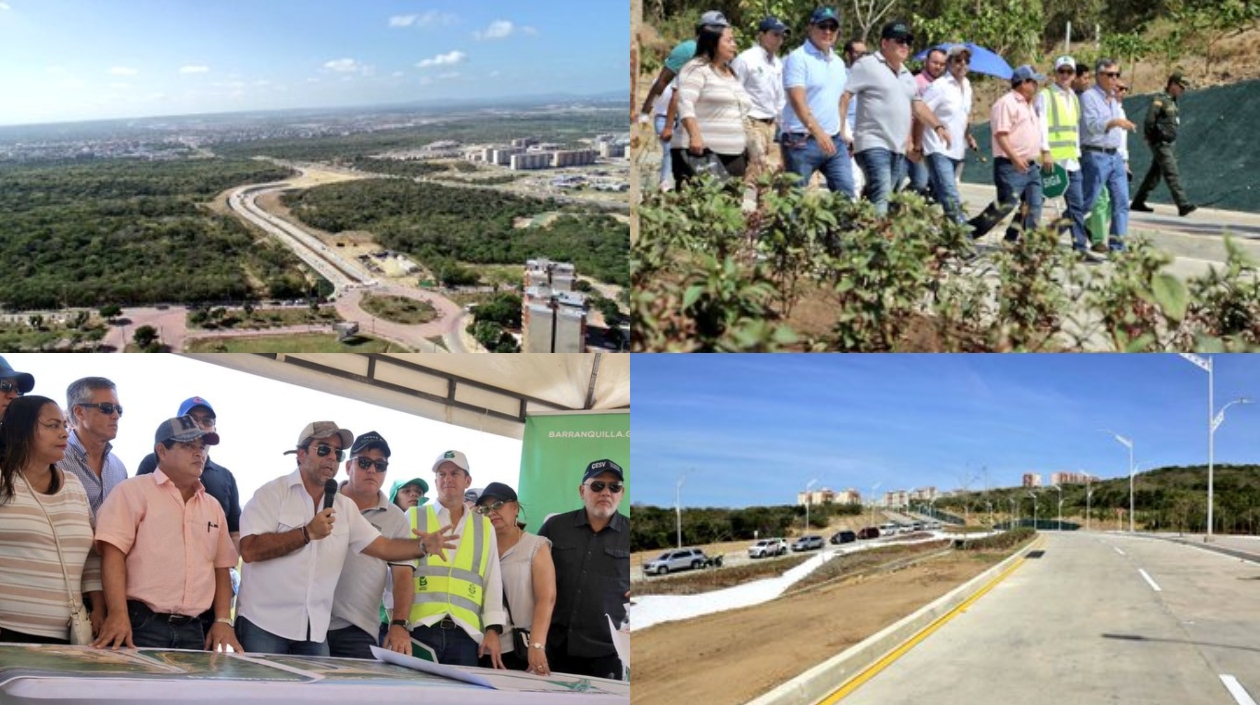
[0,471,103,640]
[674,59,750,156]
[57,430,128,519]
[94,469,237,617]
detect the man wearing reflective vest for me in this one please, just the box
[1035,55,1096,259]
[407,450,506,667]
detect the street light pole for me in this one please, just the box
[869,482,881,530]
[1028,491,1038,530]
[1103,429,1135,533]
[1008,497,1017,529]
[1209,396,1252,538]
[804,479,818,535]
[675,469,691,549]
[1053,485,1063,531]
[1086,476,1093,532]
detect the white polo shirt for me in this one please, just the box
[922,73,973,160]
[732,45,785,121]
[238,468,381,643]
[330,489,412,638]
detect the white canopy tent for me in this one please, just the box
[180,353,630,440]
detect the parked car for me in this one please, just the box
[748,538,789,558]
[857,526,881,540]
[643,548,708,576]
[791,535,825,552]
[830,530,857,545]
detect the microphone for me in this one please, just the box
[323,479,339,511]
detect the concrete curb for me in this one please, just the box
[744,539,1036,705]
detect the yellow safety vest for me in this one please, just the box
[407,505,491,631]
[1042,87,1081,161]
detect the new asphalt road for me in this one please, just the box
[837,531,1260,705]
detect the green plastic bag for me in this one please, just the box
[1086,186,1110,247]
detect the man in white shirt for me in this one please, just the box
[235,421,455,656]
[732,16,788,183]
[921,45,977,224]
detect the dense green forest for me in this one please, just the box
[283,180,630,286]
[0,159,312,310]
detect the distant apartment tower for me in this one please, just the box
[512,137,540,148]
[834,488,861,505]
[1050,471,1095,485]
[1022,473,1042,488]
[492,147,526,166]
[883,490,909,508]
[510,152,554,170]
[522,259,587,353]
[908,486,938,502]
[599,142,627,158]
[552,149,597,168]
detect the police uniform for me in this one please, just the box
[1132,75,1194,215]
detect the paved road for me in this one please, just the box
[838,531,1260,705]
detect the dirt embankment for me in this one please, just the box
[632,549,1007,705]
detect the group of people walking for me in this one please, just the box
[640,7,1198,254]
[0,355,630,682]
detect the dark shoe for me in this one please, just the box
[1074,249,1103,264]
[1090,243,1109,254]
[1179,204,1198,217]
[1130,201,1153,212]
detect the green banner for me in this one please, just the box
[518,412,630,529]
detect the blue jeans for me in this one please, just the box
[1081,149,1130,250]
[1059,168,1090,250]
[328,624,378,660]
[855,148,908,216]
[925,152,965,223]
[411,621,480,667]
[236,615,329,656]
[907,157,931,196]
[654,115,673,188]
[994,158,1044,240]
[779,132,855,198]
[127,601,204,650]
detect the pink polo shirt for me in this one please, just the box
[96,469,238,617]
[990,89,1043,161]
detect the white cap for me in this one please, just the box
[1054,55,1076,71]
[432,449,471,474]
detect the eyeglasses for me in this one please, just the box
[889,37,912,46]
[587,481,624,494]
[1056,68,1075,75]
[310,444,345,461]
[952,57,969,64]
[77,402,123,417]
[353,456,388,472]
[475,500,509,515]
[0,380,23,395]
[189,414,216,428]
[1100,71,1121,78]
[815,23,839,32]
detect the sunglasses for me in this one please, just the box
[587,481,624,494]
[353,456,388,472]
[889,37,912,46]
[1056,68,1075,75]
[815,23,839,32]
[0,380,23,395]
[311,444,345,461]
[1100,71,1121,78]
[77,402,123,417]
[475,500,510,515]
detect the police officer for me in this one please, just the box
[1131,74,1196,217]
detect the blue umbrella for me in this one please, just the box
[913,42,1013,80]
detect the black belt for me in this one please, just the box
[1082,145,1118,154]
[748,117,774,125]
[437,616,459,630]
[127,600,200,625]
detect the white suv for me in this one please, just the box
[748,538,788,559]
[643,548,706,575]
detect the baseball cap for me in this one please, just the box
[810,7,840,25]
[758,16,788,33]
[389,478,430,506]
[880,21,914,42]
[432,449,471,474]
[283,421,353,455]
[664,39,697,73]
[0,356,35,394]
[1054,55,1076,72]
[1011,65,1046,83]
[946,44,972,61]
[582,458,625,483]
[177,395,215,418]
[696,10,729,29]
[1169,73,1191,89]
[465,487,483,504]
[350,430,391,458]
[477,482,519,504]
[155,415,220,446]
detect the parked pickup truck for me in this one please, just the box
[748,538,789,558]
[643,548,723,575]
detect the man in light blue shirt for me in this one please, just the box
[58,376,128,519]
[779,6,853,196]
[1079,58,1137,251]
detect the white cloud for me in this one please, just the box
[179,65,210,74]
[416,50,466,69]
[324,58,360,73]
[390,10,456,28]
[0,3,11,10]
[474,20,515,40]
[109,66,139,76]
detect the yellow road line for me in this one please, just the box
[817,540,1042,704]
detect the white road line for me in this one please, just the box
[1221,675,1258,705]
[1114,546,1126,556]
[1138,568,1162,592]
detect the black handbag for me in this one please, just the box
[504,594,531,655]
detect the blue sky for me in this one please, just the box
[632,354,1260,509]
[0,0,628,126]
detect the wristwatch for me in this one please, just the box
[390,619,410,630]
[530,642,545,650]
[486,624,503,635]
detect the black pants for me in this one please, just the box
[548,648,623,680]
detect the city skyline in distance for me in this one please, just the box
[0,0,628,127]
